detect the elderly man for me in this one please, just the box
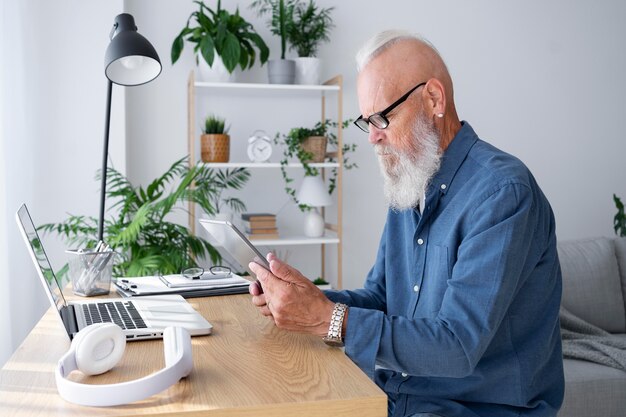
[249,30,564,417]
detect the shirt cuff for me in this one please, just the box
[343,306,385,380]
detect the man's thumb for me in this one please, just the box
[269,258,298,283]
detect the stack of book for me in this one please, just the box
[242,213,279,240]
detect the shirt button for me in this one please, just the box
[440,184,447,190]
[401,372,408,378]
[417,238,424,245]
[413,285,420,293]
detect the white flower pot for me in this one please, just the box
[197,55,236,83]
[294,57,321,85]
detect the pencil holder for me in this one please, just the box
[66,249,116,296]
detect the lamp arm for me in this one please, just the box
[98,79,113,242]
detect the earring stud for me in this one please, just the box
[437,113,444,118]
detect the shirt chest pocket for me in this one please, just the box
[413,244,451,317]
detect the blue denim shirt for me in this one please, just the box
[326,122,564,417]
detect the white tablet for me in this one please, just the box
[199,219,270,282]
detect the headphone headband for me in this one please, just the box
[56,325,192,407]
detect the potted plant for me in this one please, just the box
[286,0,334,84]
[201,114,230,162]
[194,166,251,223]
[39,157,224,277]
[171,0,269,82]
[250,0,298,84]
[274,119,357,211]
[614,194,626,237]
[313,277,331,289]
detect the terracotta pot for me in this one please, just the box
[201,134,230,162]
[300,136,327,163]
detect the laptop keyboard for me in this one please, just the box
[82,301,147,330]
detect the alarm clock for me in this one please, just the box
[247,130,273,162]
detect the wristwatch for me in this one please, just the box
[323,303,348,347]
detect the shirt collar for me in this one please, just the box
[429,121,478,196]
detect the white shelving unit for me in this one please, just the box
[187,73,344,288]
[198,162,339,169]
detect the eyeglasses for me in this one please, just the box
[353,81,426,133]
[181,266,231,280]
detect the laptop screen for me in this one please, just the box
[16,204,67,313]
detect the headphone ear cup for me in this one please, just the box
[74,323,126,376]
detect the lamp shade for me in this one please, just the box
[104,13,161,86]
[297,176,332,207]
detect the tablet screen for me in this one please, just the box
[199,219,270,281]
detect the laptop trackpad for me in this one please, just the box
[145,304,191,319]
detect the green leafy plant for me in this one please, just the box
[312,277,328,285]
[250,0,298,59]
[171,0,269,73]
[193,168,250,214]
[38,157,250,277]
[274,119,357,211]
[614,194,626,237]
[203,114,229,134]
[286,0,334,57]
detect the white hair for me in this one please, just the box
[355,30,439,72]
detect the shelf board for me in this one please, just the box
[247,234,340,246]
[200,162,340,169]
[194,81,340,92]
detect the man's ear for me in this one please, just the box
[424,78,446,118]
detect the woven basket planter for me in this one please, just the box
[201,133,230,163]
[300,136,327,163]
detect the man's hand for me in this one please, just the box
[248,253,335,337]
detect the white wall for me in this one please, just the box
[2,0,625,364]
[0,0,125,366]
[125,0,626,291]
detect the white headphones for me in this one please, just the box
[55,323,193,407]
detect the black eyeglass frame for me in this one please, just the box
[353,81,427,133]
[181,265,232,280]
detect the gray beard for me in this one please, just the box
[375,115,443,211]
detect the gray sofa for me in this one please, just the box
[557,237,626,416]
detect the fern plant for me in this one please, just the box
[192,167,250,213]
[614,194,626,237]
[286,0,334,57]
[39,157,249,277]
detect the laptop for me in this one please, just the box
[16,203,212,341]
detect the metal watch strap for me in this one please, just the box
[323,303,348,347]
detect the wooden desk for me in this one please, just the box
[0,294,386,416]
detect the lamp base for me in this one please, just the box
[303,209,325,238]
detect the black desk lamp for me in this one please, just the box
[98,13,161,241]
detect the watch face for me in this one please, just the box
[248,140,272,162]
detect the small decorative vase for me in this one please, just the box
[197,55,236,83]
[294,57,321,85]
[267,59,296,84]
[303,209,325,238]
[201,134,230,162]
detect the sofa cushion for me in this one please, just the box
[614,237,626,313]
[560,358,626,417]
[558,237,626,333]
